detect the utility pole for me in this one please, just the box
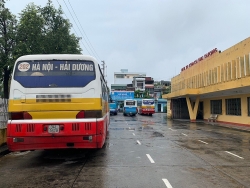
[101,60,105,76]
[101,60,107,83]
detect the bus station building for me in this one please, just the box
[163,37,250,126]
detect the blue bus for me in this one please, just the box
[123,99,137,116]
[109,102,118,115]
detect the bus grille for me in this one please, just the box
[72,123,92,131]
[27,124,35,132]
[36,95,71,102]
[72,123,80,131]
[85,123,91,131]
[15,124,22,132]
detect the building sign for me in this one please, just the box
[110,91,134,101]
[181,48,218,71]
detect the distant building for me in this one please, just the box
[154,80,171,99]
[111,69,169,113]
[111,69,146,91]
[110,84,127,91]
[145,77,154,97]
[114,69,146,84]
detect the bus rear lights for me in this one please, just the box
[10,112,32,120]
[13,138,24,143]
[76,110,102,118]
[83,136,92,141]
[76,111,85,118]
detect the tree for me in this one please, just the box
[134,90,140,98]
[0,0,17,98]
[15,3,44,56]
[16,0,81,55]
[143,90,150,98]
[0,0,82,98]
[40,0,81,54]
[162,85,171,94]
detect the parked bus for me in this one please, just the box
[123,99,137,116]
[137,99,155,116]
[109,101,118,115]
[7,54,109,151]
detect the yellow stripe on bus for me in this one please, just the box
[30,111,79,119]
[141,106,155,109]
[9,98,105,112]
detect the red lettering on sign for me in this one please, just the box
[181,48,218,71]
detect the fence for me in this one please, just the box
[0,99,8,129]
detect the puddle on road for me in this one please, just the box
[10,151,31,156]
[105,143,114,148]
[140,120,155,125]
[152,131,164,137]
[138,125,153,131]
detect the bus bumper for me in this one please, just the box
[7,135,104,151]
[141,109,155,115]
[7,118,108,151]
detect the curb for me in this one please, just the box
[0,143,9,157]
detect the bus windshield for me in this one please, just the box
[14,60,96,88]
[126,101,135,105]
[143,100,154,105]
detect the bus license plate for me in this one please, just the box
[48,125,59,133]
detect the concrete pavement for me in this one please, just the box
[0,119,249,156]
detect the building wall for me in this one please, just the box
[163,37,250,125]
[166,99,172,118]
[114,78,133,84]
[155,99,167,112]
[114,71,146,85]
[202,94,250,125]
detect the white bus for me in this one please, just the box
[7,54,109,151]
[123,99,137,116]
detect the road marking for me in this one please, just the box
[162,179,173,188]
[137,140,141,145]
[198,140,208,144]
[132,133,135,136]
[182,133,188,136]
[146,154,155,163]
[225,151,244,159]
[168,128,176,131]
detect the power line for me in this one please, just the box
[62,0,93,55]
[54,0,106,76]
[55,0,91,55]
[67,0,101,61]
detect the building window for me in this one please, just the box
[210,100,222,114]
[116,74,124,78]
[137,81,143,89]
[247,97,250,116]
[226,98,241,116]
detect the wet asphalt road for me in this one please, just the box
[0,113,250,188]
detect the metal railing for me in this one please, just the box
[0,99,8,129]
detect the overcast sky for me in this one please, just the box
[6,0,250,86]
